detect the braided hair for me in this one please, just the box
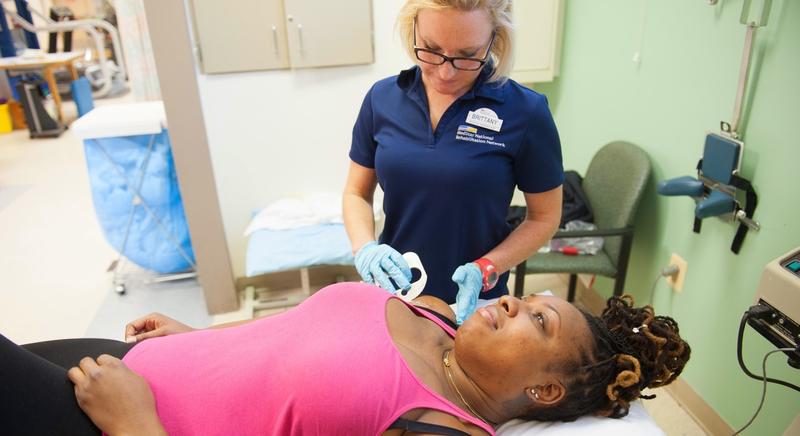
[527,295,691,422]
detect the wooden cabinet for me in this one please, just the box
[511,0,565,83]
[190,0,373,74]
[283,0,373,69]
[191,0,289,73]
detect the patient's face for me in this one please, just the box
[454,295,592,403]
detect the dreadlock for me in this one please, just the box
[526,295,691,422]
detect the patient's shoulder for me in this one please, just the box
[412,296,456,325]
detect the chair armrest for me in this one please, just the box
[552,227,634,239]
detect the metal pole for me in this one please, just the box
[730,24,756,138]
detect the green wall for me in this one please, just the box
[532,0,800,433]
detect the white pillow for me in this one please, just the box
[496,401,664,436]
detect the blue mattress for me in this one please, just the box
[246,223,354,277]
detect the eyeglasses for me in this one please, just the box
[413,19,495,71]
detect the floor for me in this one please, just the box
[0,94,707,435]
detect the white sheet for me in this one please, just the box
[244,192,383,235]
[244,193,344,234]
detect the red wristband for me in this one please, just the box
[474,258,499,292]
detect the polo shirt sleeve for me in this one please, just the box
[348,85,377,169]
[514,94,564,193]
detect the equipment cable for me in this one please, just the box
[649,265,679,306]
[732,347,796,435]
[736,309,800,392]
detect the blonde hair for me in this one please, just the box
[397,0,514,83]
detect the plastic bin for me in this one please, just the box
[0,100,12,133]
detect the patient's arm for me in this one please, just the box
[412,295,457,325]
[125,288,458,342]
[68,355,167,436]
[125,311,264,342]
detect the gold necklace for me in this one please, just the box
[442,349,491,424]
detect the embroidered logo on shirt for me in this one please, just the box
[455,125,506,147]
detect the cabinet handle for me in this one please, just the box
[272,25,279,55]
[297,23,304,55]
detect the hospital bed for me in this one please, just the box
[243,222,359,313]
[240,193,370,312]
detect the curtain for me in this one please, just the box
[112,0,160,100]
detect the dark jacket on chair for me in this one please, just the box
[506,170,593,231]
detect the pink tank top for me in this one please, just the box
[123,282,495,435]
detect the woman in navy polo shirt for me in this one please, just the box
[343,0,564,325]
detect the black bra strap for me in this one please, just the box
[415,305,459,331]
[389,417,471,436]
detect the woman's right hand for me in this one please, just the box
[124,313,195,343]
[68,355,167,436]
[354,241,412,293]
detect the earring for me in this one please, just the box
[531,389,540,400]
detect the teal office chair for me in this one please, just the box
[513,141,651,301]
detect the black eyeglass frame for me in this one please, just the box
[412,19,496,71]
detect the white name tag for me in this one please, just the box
[466,108,503,132]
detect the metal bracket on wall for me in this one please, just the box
[728,0,772,139]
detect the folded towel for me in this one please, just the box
[244,192,382,236]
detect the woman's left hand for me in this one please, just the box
[452,262,483,325]
[125,312,195,343]
[68,354,166,435]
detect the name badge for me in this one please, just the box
[466,108,503,132]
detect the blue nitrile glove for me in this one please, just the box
[354,241,412,293]
[452,262,483,325]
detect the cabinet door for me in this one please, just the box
[191,0,290,73]
[283,0,374,69]
[511,0,564,83]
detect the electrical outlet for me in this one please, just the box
[784,412,800,436]
[666,253,688,293]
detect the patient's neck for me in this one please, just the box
[386,299,506,426]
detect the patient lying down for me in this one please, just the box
[1,282,690,435]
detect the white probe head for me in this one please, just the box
[397,252,427,301]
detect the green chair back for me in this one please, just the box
[582,141,651,263]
